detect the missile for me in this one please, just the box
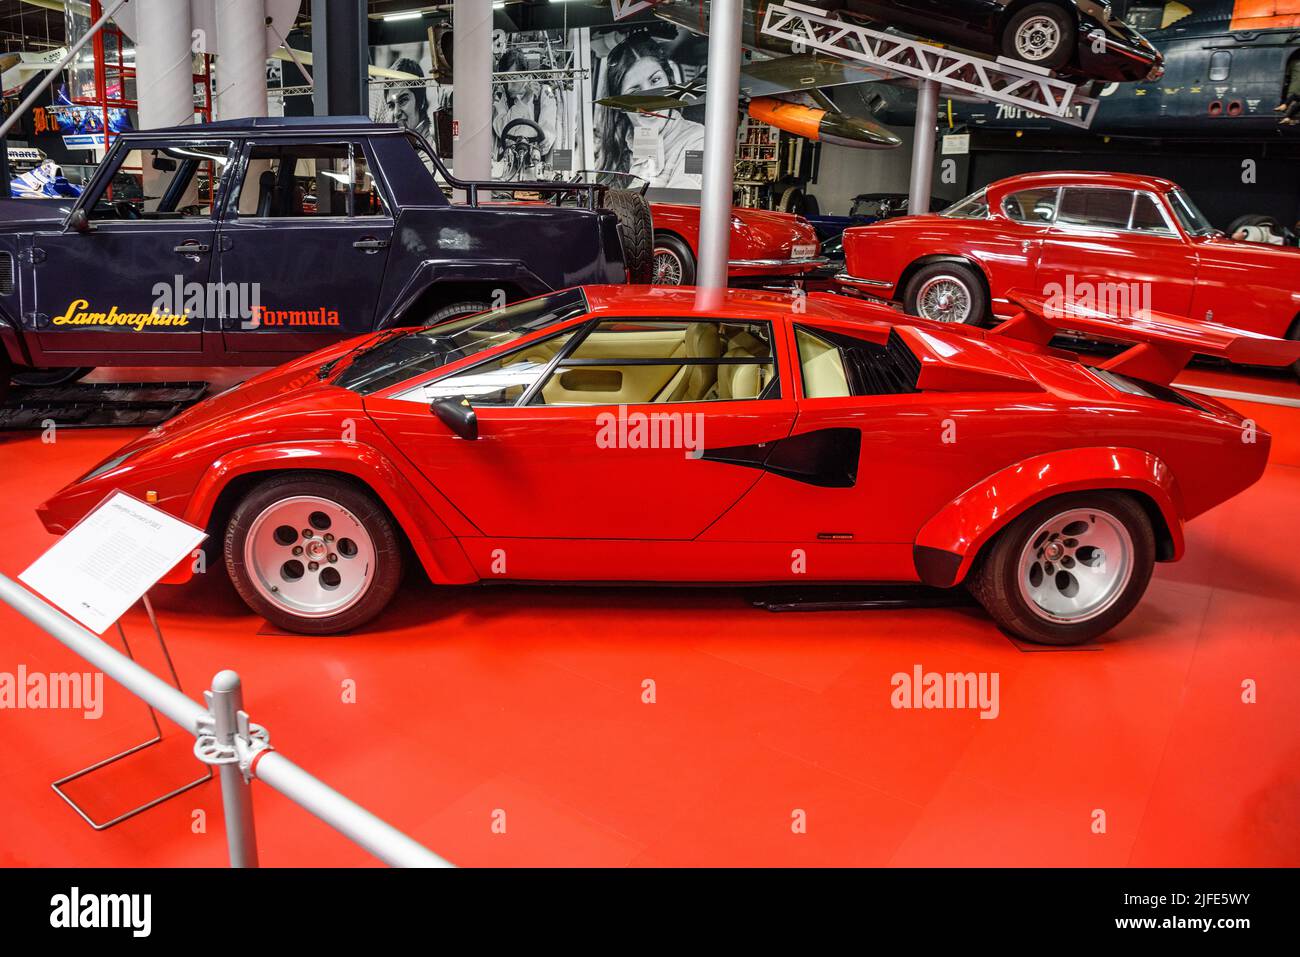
[746,97,903,150]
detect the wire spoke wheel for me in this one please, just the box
[653,247,685,285]
[916,275,972,323]
[1016,508,1134,623]
[244,495,376,619]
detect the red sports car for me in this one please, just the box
[838,171,1300,354]
[37,287,1300,644]
[650,203,824,285]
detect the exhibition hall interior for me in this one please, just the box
[0,0,1297,884]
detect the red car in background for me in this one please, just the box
[838,172,1300,359]
[650,203,824,285]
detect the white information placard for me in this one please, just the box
[20,492,207,635]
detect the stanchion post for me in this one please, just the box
[209,670,259,868]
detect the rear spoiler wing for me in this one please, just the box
[992,291,1300,386]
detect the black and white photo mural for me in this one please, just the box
[491,29,582,182]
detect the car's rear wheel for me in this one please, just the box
[653,232,697,286]
[967,492,1155,645]
[903,262,989,325]
[224,474,403,635]
[1002,3,1075,71]
[427,301,491,325]
[10,366,94,388]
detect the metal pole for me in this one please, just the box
[209,670,259,868]
[215,0,268,119]
[453,0,494,195]
[134,0,193,129]
[695,0,743,305]
[0,574,207,733]
[252,751,452,868]
[0,0,131,140]
[909,78,940,215]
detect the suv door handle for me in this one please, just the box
[353,238,391,252]
[174,242,211,254]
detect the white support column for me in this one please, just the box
[215,0,268,120]
[452,0,494,189]
[134,0,194,129]
[909,78,941,215]
[696,0,743,303]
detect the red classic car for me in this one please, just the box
[838,171,1300,354]
[650,203,825,285]
[38,286,1300,645]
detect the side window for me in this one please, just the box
[233,142,387,219]
[88,144,230,221]
[1130,193,1174,234]
[532,319,778,406]
[400,329,579,406]
[1057,188,1134,230]
[796,328,850,399]
[1002,187,1060,224]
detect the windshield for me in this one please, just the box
[942,188,989,220]
[1166,190,1217,237]
[334,289,590,395]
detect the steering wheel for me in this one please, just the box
[500,117,546,151]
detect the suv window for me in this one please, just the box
[233,142,386,218]
[88,143,230,221]
[534,319,778,406]
[1003,187,1060,224]
[1057,188,1134,230]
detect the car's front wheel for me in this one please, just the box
[967,492,1155,645]
[1002,3,1075,71]
[224,473,403,635]
[903,262,989,325]
[653,232,697,286]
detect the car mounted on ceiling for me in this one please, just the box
[827,0,1164,82]
[837,171,1300,375]
[37,285,1300,646]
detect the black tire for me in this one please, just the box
[967,492,1155,646]
[652,232,697,286]
[427,301,490,325]
[778,186,806,215]
[1001,3,1076,71]
[902,262,989,326]
[603,187,654,284]
[224,473,404,636]
[10,366,94,388]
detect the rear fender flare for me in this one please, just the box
[379,259,550,328]
[913,447,1185,587]
[173,441,478,586]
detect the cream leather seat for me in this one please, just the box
[656,323,723,403]
[796,329,850,398]
[717,331,771,400]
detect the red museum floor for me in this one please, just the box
[0,363,1297,868]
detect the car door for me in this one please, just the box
[217,138,394,356]
[27,138,232,358]
[1036,186,1198,320]
[363,314,797,542]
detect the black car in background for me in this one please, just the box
[832,0,1163,81]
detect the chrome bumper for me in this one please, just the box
[835,273,893,289]
[728,256,830,269]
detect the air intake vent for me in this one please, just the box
[886,329,922,391]
[0,252,13,295]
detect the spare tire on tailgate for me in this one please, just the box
[602,188,654,284]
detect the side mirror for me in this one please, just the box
[68,208,91,233]
[431,396,478,441]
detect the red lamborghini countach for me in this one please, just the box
[37,287,1300,644]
